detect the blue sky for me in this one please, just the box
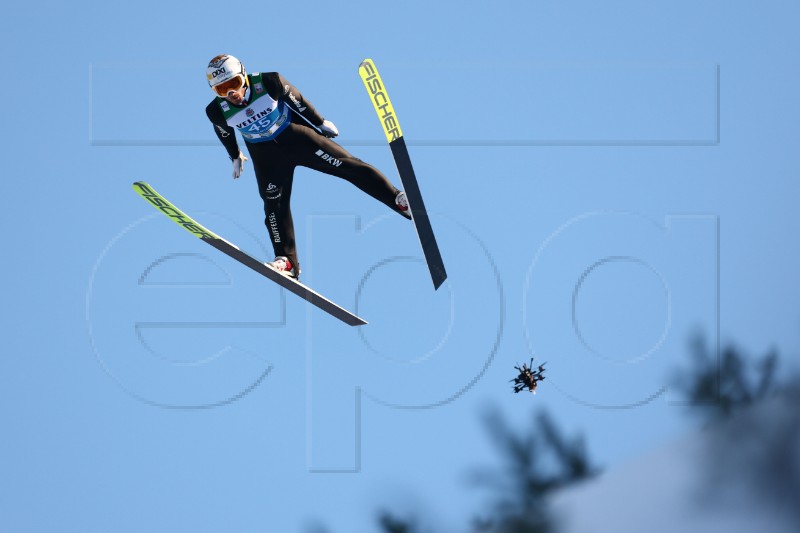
[3,1,800,531]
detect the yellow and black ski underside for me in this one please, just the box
[359,58,447,290]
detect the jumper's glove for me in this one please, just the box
[319,119,339,138]
[232,151,248,179]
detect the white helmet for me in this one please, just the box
[206,54,247,96]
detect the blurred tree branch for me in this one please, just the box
[469,408,598,533]
[676,333,778,420]
[377,511,420,533]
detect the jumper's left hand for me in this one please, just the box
[319,119,339,138]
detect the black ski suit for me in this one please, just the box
[206,72,408,277]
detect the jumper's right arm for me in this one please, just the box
[205,101,241,160]
[206,101,247,179]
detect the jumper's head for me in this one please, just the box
[207,54,248,99]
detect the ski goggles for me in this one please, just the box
[212,74,246,97]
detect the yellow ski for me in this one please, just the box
[359,59,447,290]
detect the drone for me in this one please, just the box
[511,359,546,394]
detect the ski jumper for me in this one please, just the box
[206,71,408,276]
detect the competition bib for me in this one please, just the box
[218,73,291,142]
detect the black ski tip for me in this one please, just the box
[431,265,448,290]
